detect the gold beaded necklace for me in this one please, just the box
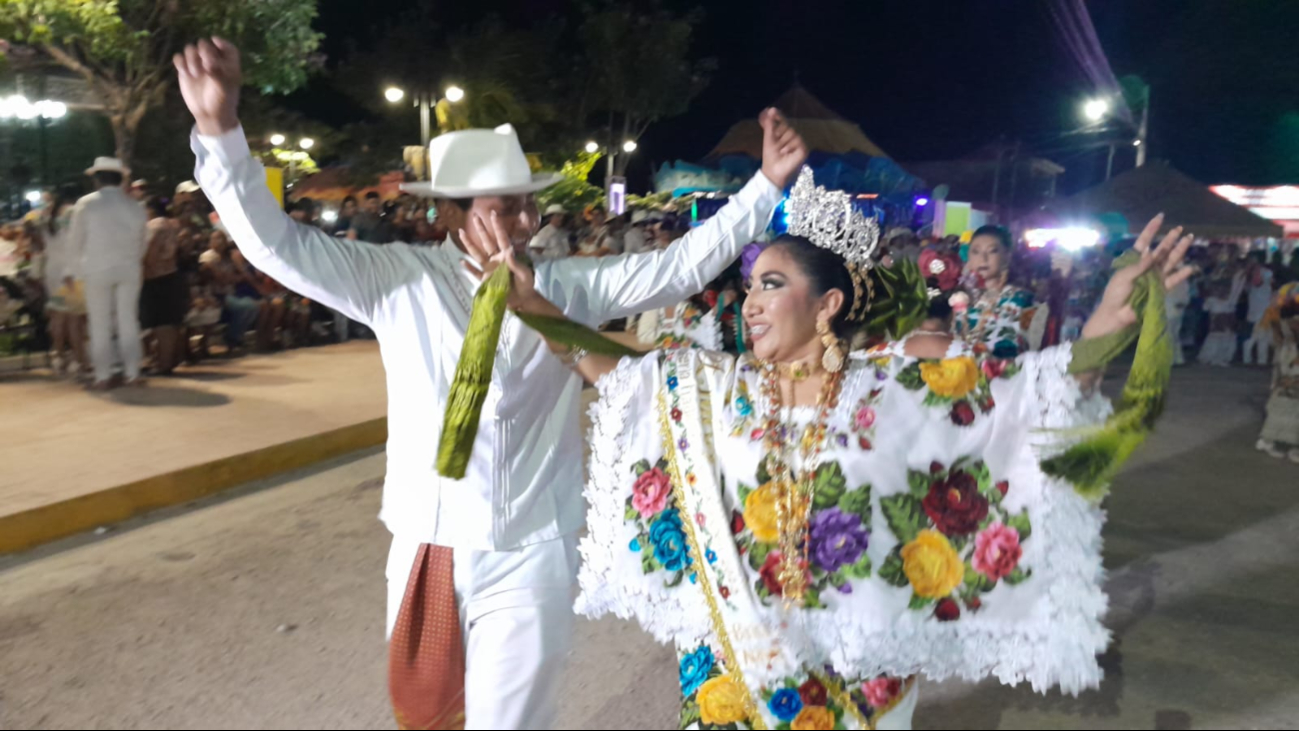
[757,361,844,604]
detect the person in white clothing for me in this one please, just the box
[67,157,148,389]
[527,205,571,261]
[174,38,808,731]
[1166,278,1191,366]
[1243,256,1275,365]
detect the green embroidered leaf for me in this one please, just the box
[679,704,701,728]
[775,724,792,731]
[737,482,754,504]
[828,568,848,588]
[879,550,909,587]
[665,570,685,588]
[922,390,954,407]
[1006,510,1032,543]
[846,552,873,579]
[624,503,640,522]
[812,462,847,509]
[971,462,993,494]
[963,564,994,593]
[838,485,873,521]
[896,363,925,390]
[785,678,799,689]
[908,472,934,500]
[757,458,773,486]
[748,541,773,572]
[641,552,657,575]
[804,588,825,609]
[1004,567,1031,586]
[631,459,651,477]
[881,494,927,544]
[909,593,935,610]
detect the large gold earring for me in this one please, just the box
[817,320,845,373]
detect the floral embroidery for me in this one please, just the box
[733,461,872,609]
[877,458,1032,619]
[895,352,1011,426]
[625,457,693,587]
[755,672,901,730]
[678,651,746,729]
[679,644,715,697]
[848,386,884,450]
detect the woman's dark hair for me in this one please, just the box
[46,186,78,235]
[926,279,956,322]
[970,224,1014,252]
[146,196,169,218]
[342,195,358,206]
[769,234,858,337]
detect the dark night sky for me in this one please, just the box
[305,0,1299,191]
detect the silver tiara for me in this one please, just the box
[785,166,881,267]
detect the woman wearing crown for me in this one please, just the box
[463,167,1195,730]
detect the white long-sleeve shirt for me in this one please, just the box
[192,127,782,550]
[66,186,147,278]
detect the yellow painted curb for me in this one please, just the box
[0,418,387,554]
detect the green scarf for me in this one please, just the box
[438,255,1172,501]
[1040,251,1173,500]
[435,266,640,479]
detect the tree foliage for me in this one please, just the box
[0,0,322,163]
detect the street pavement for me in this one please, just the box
[2,364,1297,730]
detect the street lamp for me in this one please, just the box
[445,85,465,103]
[299,138,314,150]
[622,140,638,153]
[270,133,286,146]
[1082,98,1110,123]
[385,87,406,103]
[1,95,70,185]
[585,140,600,154]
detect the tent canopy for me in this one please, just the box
[706,85,891,161]
[1048,163,1283,239]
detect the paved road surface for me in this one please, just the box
[2,366,1297,730]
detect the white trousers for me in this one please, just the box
[1167,314,1185,365]
[1199,331,1237,366]
[84,267,143,383]
[385,533,579,731]
[1243,325,1272,365]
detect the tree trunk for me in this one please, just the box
[109,100,152,171]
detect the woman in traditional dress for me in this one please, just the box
[956,225,1035,358]
[467,168,1194,730]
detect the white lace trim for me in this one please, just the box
[574,355,711,647]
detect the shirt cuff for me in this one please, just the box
[190,125,251,169]
[747,170,785,205]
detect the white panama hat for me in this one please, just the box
[85,157,128,176]
[401,124,562,198]
[544,204,566,216]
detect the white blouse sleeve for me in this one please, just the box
[575,352,712,646]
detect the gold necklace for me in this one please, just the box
[757,361,843,604]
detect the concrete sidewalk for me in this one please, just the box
[0,342,387,553]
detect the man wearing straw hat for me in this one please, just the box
[175,37,807,730]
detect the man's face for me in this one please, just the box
[290,209,308,222]
[364,197,381,214]
[341,200,357,217]
[439,194,539,254]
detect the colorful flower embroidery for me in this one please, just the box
[877,458,1032,618]
[679,645,715,696]
[734,462,873,609]
[849,386,884,450]
[895,352,1009,426]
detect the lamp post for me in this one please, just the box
[384,85,466,151]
